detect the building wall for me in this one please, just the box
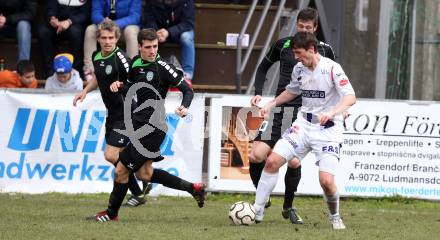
[340,0,380,98]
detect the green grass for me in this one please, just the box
[0,193,439,240]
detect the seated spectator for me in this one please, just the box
[0,60,37,88]
[39,0,91,78]
[143,0,195,82]
[83,0,141,77]
[45,53,83,90]
[0,0,37,60]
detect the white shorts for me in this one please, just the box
[272,117,342,175]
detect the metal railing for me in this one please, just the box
[235,0,286,94]
[258,0,310,95]
[236,0,312,95]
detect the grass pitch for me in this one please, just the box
[0,193,439,240]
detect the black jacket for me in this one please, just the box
[143,0,194,40]
[46,0,91,25]
[0,0,37,25]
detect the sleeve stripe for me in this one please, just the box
[331,65,334,82]
[174,77,184,86]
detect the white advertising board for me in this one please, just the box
[0,90,204,196]
[207,96,440,200]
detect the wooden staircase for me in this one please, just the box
[159,3,283,93]
[220,110,253,173]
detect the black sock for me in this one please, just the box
[283,165,301,210]
[127,173,142,196]
[249,161,265,189]
[107,181,129,218]
[151,168,193,193]
[113,159,142,196]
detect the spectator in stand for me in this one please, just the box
[83,0,141,78]
[143,0,195,83]
[0,60,37,88]
[45,53,84,90]
[0,0,37,61]
[39,0,91,78]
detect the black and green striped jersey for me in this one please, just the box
[126,55,192,124]
[254,36,335,107]
[92,47,130,124]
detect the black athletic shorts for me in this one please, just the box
[254,106,299,148]
[105,121,129,148]
[119,129,166,172]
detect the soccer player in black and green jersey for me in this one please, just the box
[73,20,150,207]
[87,28,205,222]
[249,7,335,224]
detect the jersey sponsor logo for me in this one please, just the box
[339,79,349,86]
[322,145,340,154]
[321,69,330,75]
[301,90,325,98]
[295,68,304,76]
[105,65,112,75]
[146,71,154,81]
[283,135,299,149]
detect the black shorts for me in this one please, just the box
[105,121,129,148]
[254,106,299,148]
[119,129,166,172]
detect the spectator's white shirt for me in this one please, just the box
[45,69,83,90]
[286,56,355,121]
[57,0,87,7]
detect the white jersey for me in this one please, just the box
[286,56,355,122]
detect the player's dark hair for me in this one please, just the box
[97,19,121,39]
[292,32,318,52]
[16,60,35,76]
[138,28,158,44]
[297,7,319,27]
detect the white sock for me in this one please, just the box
[255,170,279,208]
[324,191,340,216]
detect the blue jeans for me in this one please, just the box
[0,20,32,60]
[169,30,195,79]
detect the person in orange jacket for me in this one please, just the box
[0,60,37,88]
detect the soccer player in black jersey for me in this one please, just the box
[73,20,150,207]
[87,28,205,222]
[249,7,335,224]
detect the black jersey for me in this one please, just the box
[92,47,130,124]
[254,36,335,107]
[126,55,190,125]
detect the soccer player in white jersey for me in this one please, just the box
[254,31,356,230]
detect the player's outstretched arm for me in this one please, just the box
[176,78,194,111]
[274,90,297,106]
[73,75,98,106]
[319,94,356,125]
[259,90,297,119]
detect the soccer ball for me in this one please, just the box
[228,201,256,225]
